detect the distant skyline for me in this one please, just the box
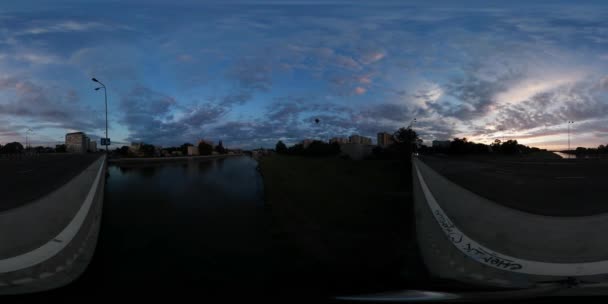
[1,0,608,150]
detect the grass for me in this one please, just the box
[259,155,427,297]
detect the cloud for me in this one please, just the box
[359,51,386,65]
[220,91,253,106]
[0,76,104,133]
[228,58,273,91]
[119,86,231,144]
[15,52,60,64]
[181,105,227,127]
[177,54,194,62]
[17,20,132,36]
[354,86,366,95]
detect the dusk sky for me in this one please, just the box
[1,0,608,150]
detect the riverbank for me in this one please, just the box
[108,153,244,164]
[259,155,428,297]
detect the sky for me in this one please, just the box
[1,0,608,150]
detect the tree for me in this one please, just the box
[275,140,287,154]
[501,140,519,154]
[0,142,24,154]
[491,139,502,153]
[140,144,156,157]
[390,127,420,158]
[118,146,129,156]
[55,144,67,153]
[198,141,213,155]
[287,143,304,155]
[393,127,418,144]
[215,140,226,154]
[304,141,340,157]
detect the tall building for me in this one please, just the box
[65,132,87,153]
[349,134,362,144]
[329,137,349,144]
[89,140,97,152]
[349,134,372,145]
[301,139,314,148]
[377,132,394,148]
[187,146,199,156]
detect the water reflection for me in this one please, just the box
[87,156,268,293]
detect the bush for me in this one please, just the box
[283,141,340,157]
[304,141,340,157]
[55,144,67,153]
[140,144,156,157]
[0,142,24,154]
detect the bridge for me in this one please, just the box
[0,154,106,294]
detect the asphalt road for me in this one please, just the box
[420,155,608,216]
[0,153,101,212]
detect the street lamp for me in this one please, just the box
[92,78,109,152]
[568,121,574,155]
[25,128,33,149]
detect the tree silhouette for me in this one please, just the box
[275,140,287,154]
[140,144,156,157]
[0,142,24,154]
[198,141,213,155]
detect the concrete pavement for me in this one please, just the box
[0,155,106,295]
[421,155,608,216]
[0,154,100,212]
[413,156,608,289]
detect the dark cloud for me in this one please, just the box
[181,105,227,127]
[199,97,418,148]
[438,72,516,120]
[120,85,230,144]
[228,58,272,91]
[494,79,608,132]
[220,91,253,107]
[360,103,410,122]
[0,76,104,133]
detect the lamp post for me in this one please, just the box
[568,120,574,157]
[92,78,108,152]
[25,128,33,149]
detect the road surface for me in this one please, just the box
[421,155,608,216]
[0,154,100,212]
[413,155,608,290]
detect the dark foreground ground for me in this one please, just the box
[0,153,101,212]
[421,154,608,216]
[259,155,429,298]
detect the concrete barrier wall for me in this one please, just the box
[0,155,106,295]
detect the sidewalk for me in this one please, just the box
[413,157,608,288]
